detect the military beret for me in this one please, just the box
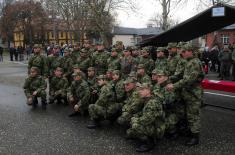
[167,42,178,49]
[156,47,165,52]
[124,77,136,84]
[33,44,42,48]
[96,75,106,80]
[137,64,145,69]
[72,72,83,77]
[112,70,120,75]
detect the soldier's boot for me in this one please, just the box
[136,137,155,152]
[87,120,100,129]
[41,99,47,110]
[49,96,54,104]
[32,97,38,108]
[185,133,199,146]
[68,111,80,117]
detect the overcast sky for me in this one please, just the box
[116,0,204,28]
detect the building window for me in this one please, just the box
[51,32,54,38]
[221,34,229,44]
[130,37,135,44]
[60,32,63,38]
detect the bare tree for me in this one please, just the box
[195,0,234,9]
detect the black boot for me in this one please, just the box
[41,99,47,110]
[185,133,199,146]
[32,97,38,108]
[136,137,155,152]
[68,111,80,117]
[87,120,100,129]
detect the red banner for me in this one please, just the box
[202,79,235,93]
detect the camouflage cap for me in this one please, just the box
[155,69,168,76]
[177,42,187,48]
[30,66,40,73]
[182,44,194,52]
[167,42,178,49]
[73,64,80,68]
[96,75,106,80]
[112,70,120,75]
[33,44,42,48]
[156,47,165,52]
[116,41,123,45]
[88,67,95,71]
[124,77,136,84]
[128,71,136,77]
[142,47,150,52]
[72,72,83,77]
[137,64,145,69]
[55,67,64,72]
[136,82,152,89]
[111,48,117,52]
[132,46,138,50]
[80,48,88,53]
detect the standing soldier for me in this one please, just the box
[115,41,124,57]
[166,44,204,146]
[23,67,47,109]
[155,47,168,72]
[126,83,165,152]
[107,48,121,70]
[120,49,134,78]
[70,43,81,63]
[117,78,142,127]
[131,46,140,71]
[61,48,73,81]
[87,75,123,129]
[138,47,154,75]
[218,44,232,80]
[92,42,110,75]
[167,42,181,76]
[67,72,90,117]
[87,67,99,105]
[28,44,48,77]
[49,67,69,105]
[136,64,151,84]
[76,48,92,74]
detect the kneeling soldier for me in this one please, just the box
[23,67,47,109]
[67,72,90,117]
[126,83,165,152]
[49,67,69,105]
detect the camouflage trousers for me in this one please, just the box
[25,90,47,100]
[182,86,203,134]
[88,103,122,120]
[127,119,165,139]
[117,112,132,126]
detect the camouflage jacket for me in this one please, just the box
[107,56,121,70]
[167,53,181,76]
[47,56,63,76]
[112,79,126,103]
[23,75,47,97]
[61,56,73,76]
[138,56,154,75]
[28,54,48,77]
[92,50,110,75]
[50,76,69,97]
[122,90,142,114]
[76,56,92,72]
[137,73,151,84]
[120,56,134,75]
[155,57,168,72]
[169,57,187,83]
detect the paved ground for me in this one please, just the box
[0,60,235,155]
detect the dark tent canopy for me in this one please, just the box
[140,3,235,47]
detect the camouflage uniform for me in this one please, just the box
[47,55,63,77]
[155,47,168,72]
[88,75,123,121]
[117,78,142,126]
[92,49,110,75]
[49,75,69,104]
[87,67,99,104]
[28,51,48,77]
[107,48,121,70]
[67,73,90,113]
[138,48,154,75]
[167,43,181,76]
[23,67,47,108]
[61,49,73,79]
[137,64,151,84]
[76,48,92,74]
[120,53,134,78]
[126,88,165,140]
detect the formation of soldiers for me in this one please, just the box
[23,40,204,152]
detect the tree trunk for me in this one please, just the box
[100,32,109,48]
[162,0,168,31]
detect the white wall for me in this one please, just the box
[112,35,136,47]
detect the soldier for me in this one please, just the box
[28,44,48,77]
[70,42,81,63]
[92,42,110,75]
[126,83,165,152]
[111,70,126,103]
[72,64,86,80]
[87,67,99,105]
[115,41,124,56]
[155,47,168,72]
[131,46,140,71]
[23,67,47,109]
[138,47,154,75]
[87,75,123,129]
[67,72,90,117]
[136,64,151,84]
[166,44,204,146]
[76,48,92,74]
[117,78,142,127]
[107,48,121,70]
[120,49,134,78]
[61,48,73,81]
[49,67,69,105]
[167,42,181,76]
[218,44,232,80]
[105,69,114,82]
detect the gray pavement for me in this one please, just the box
[0,61,235,155]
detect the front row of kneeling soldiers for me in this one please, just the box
[23,45,204,152]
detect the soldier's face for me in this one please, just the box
[73,68,81,73]
[112,74,120,81]
[137,68,145,75]
[182,50,193,58]
[55,70,62,77]
[151,74,158,81]
[84,43,90,48]
[97,79,105,86]
[34,48,40,53]
[88,70,95,77]
[132,50,139,56]
[157,51,164,58]
[106,72,112,79]
[64,51,69,56]
[111,51,118,57]
[125,83,135,92]
[169,48,177,53]
[139,88,151,98]
[123,51,131,57]
[74,46,79,51]
[97,45,104,51]
[156,75,168,85]
[30,69,38,77]
[142,51,149,57]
